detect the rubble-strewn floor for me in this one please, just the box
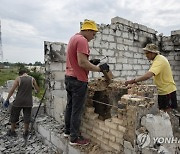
[0,108,59,154]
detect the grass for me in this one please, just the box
[0,68,18,86]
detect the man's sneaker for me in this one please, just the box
[63,133,70,138]
[6,129,17,137]
[23,131,29,140]
[70,136,90,146]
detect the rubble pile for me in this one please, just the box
[0,107,59,154]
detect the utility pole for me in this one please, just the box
[0,20,3,62]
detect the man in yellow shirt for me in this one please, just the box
[125,43,177,111]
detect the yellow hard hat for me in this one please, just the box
[81,19,98,32]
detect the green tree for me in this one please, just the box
[34,61,42,66]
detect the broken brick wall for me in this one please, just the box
[80,79,159,153]
[44,16,180,122]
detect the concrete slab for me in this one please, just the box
[35,116,87,154]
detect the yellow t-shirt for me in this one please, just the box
[149,55,176,95]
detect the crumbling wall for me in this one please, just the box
[79,79,159,153]
[44,16,180,152]
[44,42,67,122]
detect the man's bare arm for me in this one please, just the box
[77,52,100,72]
[6,77,19,100]
[33,78,40,93]
[135,71,154,82]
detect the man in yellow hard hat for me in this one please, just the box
[125,43,177,112]
[64,19,109,145]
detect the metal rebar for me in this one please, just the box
[89,99,119,108]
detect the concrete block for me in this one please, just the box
[53,96,66,122]
[141,113,174,147]
[124,39,134,46]
[111,16,132,27]
[101,41,109,48]
[171,30,180,35]
[51,90,67,98]
[122,64,133,70]
[49,63,64,71]
[31,102,44,117]
[50,132,66,152]
[94,41,102,48]
[124,140,134,150]
[124,148,133,154]
[101,49,114,56]
[38,125,51,140]
[147,28,156,34]
[68,144,84,154]
[109,42,116,50]
[53,81,62,90]
[102,27,110,34]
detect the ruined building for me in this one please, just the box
[43,17,180,153]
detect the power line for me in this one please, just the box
[0,20,3,62]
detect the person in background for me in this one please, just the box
[4,69,39,139]
[125,43,177,112]
[64,19,109,146]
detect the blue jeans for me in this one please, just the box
[64,75,88,142]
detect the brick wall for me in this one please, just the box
[80,79,158,153]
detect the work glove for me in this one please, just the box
[89,59,100,65]
[125,79,136,86]
[99,63,109,72]
[3,100,10,108]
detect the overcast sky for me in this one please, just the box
[0,0,180,63]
